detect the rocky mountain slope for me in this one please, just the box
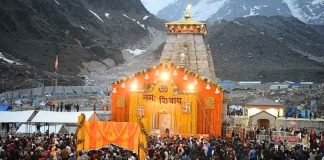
[152,0,324,25]
[1,0,324,93]
[207,16,324,82]
[0,0,165,91]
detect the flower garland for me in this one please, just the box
[137,116,148,152]
[76,114,85,145]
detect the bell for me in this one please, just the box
[112,88,117,93]
[183,75,188,81]
[144,74,150,80]
[205,84,211,90]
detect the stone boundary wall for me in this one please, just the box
[226,116,324,130]
[226,116,249,127]
[0,86,110,99]
[276,118,324,130]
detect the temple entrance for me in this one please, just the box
[257,119,270,129]
[158,112,172,132]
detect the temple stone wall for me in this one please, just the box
[160,33,216,81]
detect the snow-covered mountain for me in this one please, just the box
[142,0,324,25]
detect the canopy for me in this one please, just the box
[0,104,12,111]
[16,124,64,134]
[0,110,35,122]
[31,111,98,123]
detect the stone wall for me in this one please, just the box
[226,115,324,130]
[227,116,249,127]
[160,33,216,81]
[276,118,324,130]
[0,86,110,99]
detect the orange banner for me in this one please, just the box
[77,121,146,159]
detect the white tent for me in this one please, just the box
[31,111,98,123]
[16,124,64,134]
[0,111,35,123]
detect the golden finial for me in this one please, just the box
[184,0,191,21]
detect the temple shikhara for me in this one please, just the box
[110,5,223,137]
[161,4,216,81]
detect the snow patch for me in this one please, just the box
[54,0,60,5]
[122,14,146,30]
[233,21,243,26]
[125,49,146,56]
[282,0,307,22]
[140,0,177,14]
[283,0,324,22]
[307,5,316,16]
[136,21,146,29]
[224,10,232,17]
[88,9,104,22]
[122,14,136,21]
[190,0,228,21]
[311,0,324,5]
[242,4,247,11]
[143,15,149,20]
[105,13,110,19]
[0,52,21,65]
[244,6,261,17]
[80,26,85,30]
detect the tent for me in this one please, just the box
[16,124,66,134]
[0,104,12,111]
[31,111,99,123]
[0,110,35,122]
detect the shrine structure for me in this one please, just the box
[110,62,223,136]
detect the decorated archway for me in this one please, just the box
[110,62,223,136]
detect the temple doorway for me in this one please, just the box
[257,119,270,129]
[158,112,172,132]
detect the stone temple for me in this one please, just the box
[159,5,217,82]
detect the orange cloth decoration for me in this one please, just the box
[77,121,147,159]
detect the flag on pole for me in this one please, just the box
[54,55,58,72]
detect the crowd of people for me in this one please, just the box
[47,102,80,112]
[1,127,324,159]
[146,131,324,160]
[0,132,137,160]
[0,116,320,160]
